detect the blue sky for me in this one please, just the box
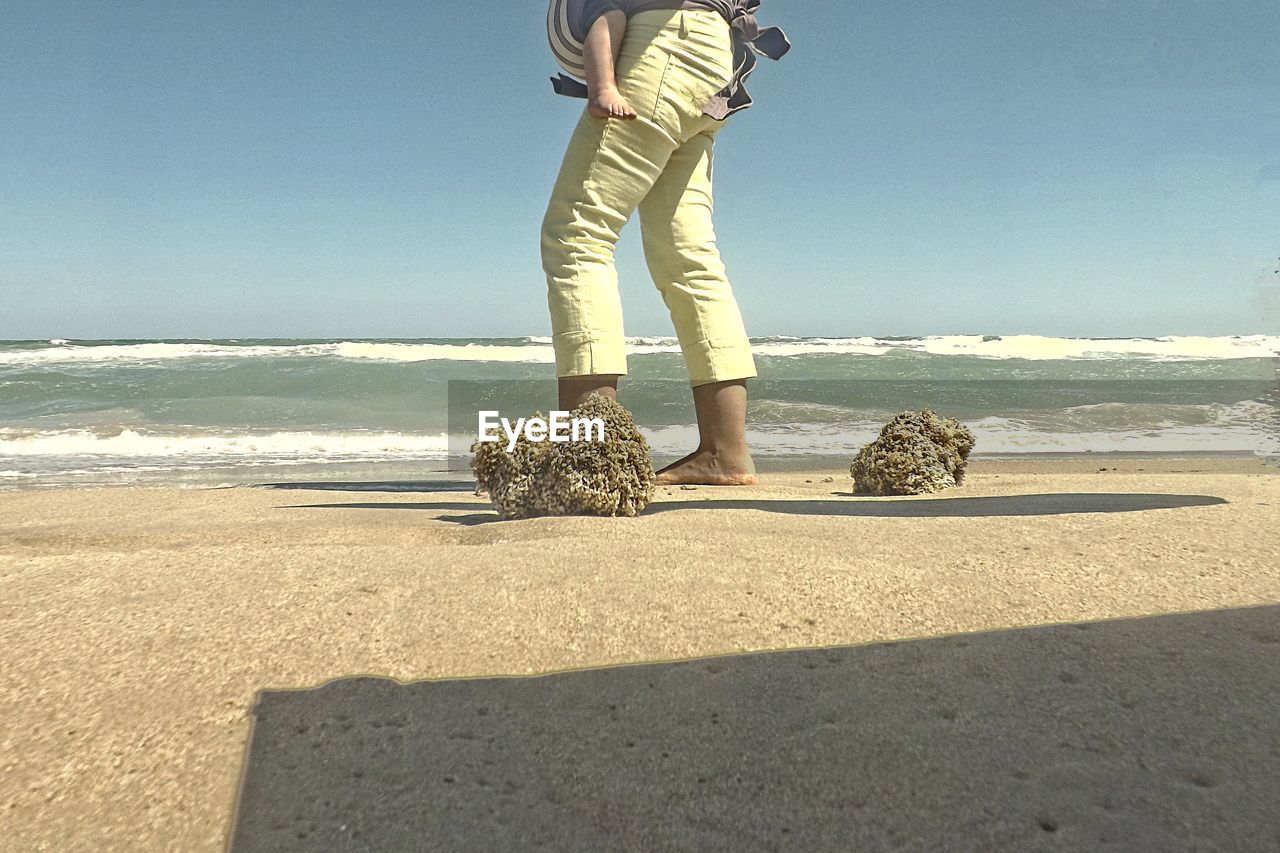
[2,0,1277,340]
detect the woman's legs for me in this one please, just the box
[540,111,677,389]
[637,126,757,484]
[543,11,756,483]
[654,379,757,485]
[558,374,619,410]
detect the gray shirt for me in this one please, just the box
[550,0,790,120]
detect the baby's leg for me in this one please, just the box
[583,10,637,120]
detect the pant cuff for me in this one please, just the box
[684,337,757,386]
[553,330,629,377]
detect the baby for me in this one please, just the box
[583,8,638,120]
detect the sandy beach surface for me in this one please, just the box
[2,455,1278,850]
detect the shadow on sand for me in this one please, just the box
[268,490,1229,526]
[228,604,1280,851]
[250,480,478,493]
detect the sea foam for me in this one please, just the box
[4,334,1275,366]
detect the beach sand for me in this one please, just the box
[2,455,1278,850]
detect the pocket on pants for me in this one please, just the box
[648,40,733,138]
[651,61,727,140]
[616,13,730,140]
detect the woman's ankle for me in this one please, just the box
[696,443,753,469]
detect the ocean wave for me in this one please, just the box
[751,334,1280,360]
[0,428,449,459]
[1,341,334,365]
[0,340,555,365]
[640,416,1277,456]
[1,415,1271,487]
[997,399,1277,432]
[331,341,555,363]
[4,334,1276,366]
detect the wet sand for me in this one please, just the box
[2,455,1277,850]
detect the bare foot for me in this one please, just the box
[654,448,758,486]
[588,86,638,120]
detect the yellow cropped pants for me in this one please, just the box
[540,9,757,386]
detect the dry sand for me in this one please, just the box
[2,455,1278,850]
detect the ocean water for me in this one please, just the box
[1,335,1276,489]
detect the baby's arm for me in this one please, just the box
[583,9,637,119]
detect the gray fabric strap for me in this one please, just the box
[701,0,790,120]
[550,73,590,98]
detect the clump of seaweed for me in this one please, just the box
[471,393,655,519]
[849,409,976,496]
